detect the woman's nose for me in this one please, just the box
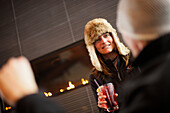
[100,37,107,43]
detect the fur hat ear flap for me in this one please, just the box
[86,44,103,71]
[111,31,130,65]
[111,31,130,56]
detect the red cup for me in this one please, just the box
[100,83,119,112]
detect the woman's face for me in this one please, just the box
[94,33,116,54]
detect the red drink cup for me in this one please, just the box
[100,83,119,112]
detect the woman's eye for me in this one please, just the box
[104,34,108,38]
[96,39,100,42]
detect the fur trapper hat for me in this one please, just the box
[84,18,130,71]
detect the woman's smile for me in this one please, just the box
[102,44,111,49]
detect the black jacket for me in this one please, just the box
[89,54,134,113]
[119,33,170,113]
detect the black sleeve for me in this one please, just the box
[89,74,98,101]
[15,94,66,113]
[89,74,110,113]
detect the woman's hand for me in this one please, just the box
[97,91,108,109]
[97,91,119,110]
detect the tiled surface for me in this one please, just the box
[14,0,63,17]
[0,0,14,27]
[66,0,119,41]
[20,21,73,60]
[0,23,20,65]
[0,0,20,66]
[52,85,99,113]
[15,0,67,39]
[14,0,73,59]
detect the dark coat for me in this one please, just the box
[119,33,170,113]
[89,54,134,113]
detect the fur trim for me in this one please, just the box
[86,45,102,71]
[84,18,130,71]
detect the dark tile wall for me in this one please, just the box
[52,85,99,113]
[66,0,119,42]
[0,0,119,66]
[0,0,21,65]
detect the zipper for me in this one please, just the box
[115,66,122,81]
[117,71,122,81]
[138,66,141,72]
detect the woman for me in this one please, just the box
[84,18,132,113]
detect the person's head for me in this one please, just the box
[84,18,130,72]
[117,0,170,57]
[94,32,116,55]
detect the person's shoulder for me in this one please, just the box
[159,53,170,71]
[89,73,96,80]
[89,68,97,78]
[89,68,99,83]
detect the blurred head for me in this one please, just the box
[117,0,170,57]
[84,18,130,71]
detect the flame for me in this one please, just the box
[48,92,52,96]
[81,78,89,85]
[44,92,52,97]
[85,80,89,84]
[67,81,75,90]
[5,107,8,110]
[5,107,11,110]
[60,89,64,92]
[44,92,48,97]
[60,79,89,93]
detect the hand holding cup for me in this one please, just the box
[96,83,119,112]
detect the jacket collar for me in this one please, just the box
[133,33,170,69]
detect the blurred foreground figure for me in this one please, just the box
[116,0,170,113]
[0,56,66,113]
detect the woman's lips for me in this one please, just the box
[102,44,111,49]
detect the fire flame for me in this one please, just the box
[44,92,48,97]
[5,107,11,110]
[60,89,64,92]
[58,78,89,93]
[48,92,52,96]
[81,78,89,85]
[44,92,52,97]
[67,81,75,90]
